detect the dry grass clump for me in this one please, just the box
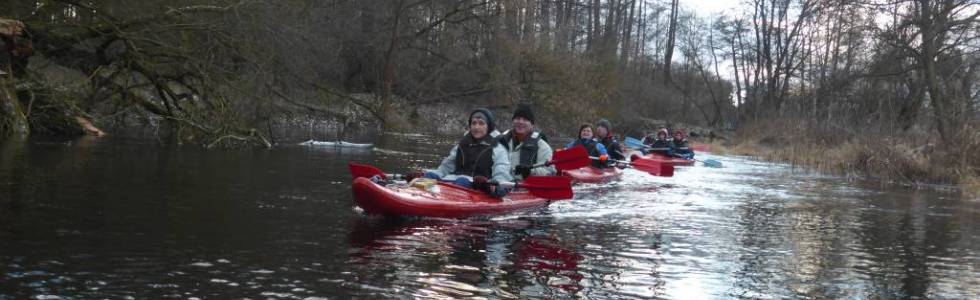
[728,119,978,188]
[962,176,980,199]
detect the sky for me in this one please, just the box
[679,0,743,96]
[677,0,743,82]
[684,0,741,16]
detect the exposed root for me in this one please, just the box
[74,116,106,137]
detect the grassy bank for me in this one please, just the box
[717,120,980,197]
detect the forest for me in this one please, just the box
[1,0,978,186]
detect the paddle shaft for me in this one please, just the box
[589,156,631,164]
[530,155,572,168]
[529,145,590,169]
[349,162,573,199]
[625,137,673,152]
[375,173,530,189]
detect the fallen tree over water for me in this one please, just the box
[1,3,282,146]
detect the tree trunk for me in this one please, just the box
[540,0,551,49]
[730,28,744,118]
[663,0,679,83]
[522,0,535,43]
[620,0,636,66]
[0,74,29,138]
[589,0,600,54]
[380,0,405,129]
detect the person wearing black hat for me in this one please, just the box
[594,118,626,163]
[497,103,555,180]
[406,108,513,197]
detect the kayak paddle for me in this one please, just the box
[668,153,723,168]
[624,136,644,149]
[498,176,573,200]
[696,158,723,168]
[625,137,672,153]
[536,145,591,171]
[351,145,589,180]
[349,162,573,200]
[593,156,674,177]
[629,158,675,177]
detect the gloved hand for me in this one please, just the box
[471,176,492,194]
[403,171,425,182]
[598,154,608,163]
[515,165,532,178]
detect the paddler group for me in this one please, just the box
[402,104,557,198]
[639,128,694,160]
[347,103,717,218]
[398,103,698,198]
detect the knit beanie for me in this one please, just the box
[512,103,535,124]
[468,108,495,133]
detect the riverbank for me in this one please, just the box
[717,119,980,197]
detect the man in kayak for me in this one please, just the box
[498,103,556,181]
[565,123,608,168]
[670,129,694,160]
[641,128,672,156]
[594,119,626,163]
[407,108,513,197]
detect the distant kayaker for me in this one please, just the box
[641,128,672,156]
[407,108,513,197]
[565,123,608,168]
[594,119,626,162]
[670,129,694,159]
[498,103,556,181]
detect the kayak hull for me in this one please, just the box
[632,153,695,166]
[351,177,552,218]
[561,167,622,183]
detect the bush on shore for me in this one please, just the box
[724,119,980,196]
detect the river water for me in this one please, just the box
[1,134,978,299]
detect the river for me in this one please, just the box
[1,134,978,299]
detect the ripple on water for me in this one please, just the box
[3,136,979,299]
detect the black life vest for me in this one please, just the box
[642,135,657,146]
[598,136,625,161]
[672,139,691,154]
[569,139,601,157]
[648,139,672,155]
[453,133,496,178]
[568,139,604,168]
[499,130,543,166]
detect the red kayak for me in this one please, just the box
[631,153,695,167]
[561,166,622,183]
[691,144,711,152]
[351,177,555,218]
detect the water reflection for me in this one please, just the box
[346,217,593,299]
[1,135,979,299]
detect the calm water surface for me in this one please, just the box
[1,134,978,299]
